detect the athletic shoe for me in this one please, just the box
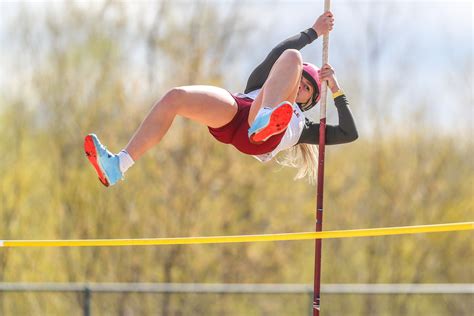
[84,134,122,187]
[248,101,293,143]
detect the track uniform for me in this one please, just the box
[208,28,358,162]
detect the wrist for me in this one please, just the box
[305,28,318,42]
[329,83,340,94]
[314,28,321,38]
[332,89,344,99]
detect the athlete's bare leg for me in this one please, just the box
[248,49,302,125]
[125,86,237,161]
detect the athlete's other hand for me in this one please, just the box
[312,11,334,37]
[319,64,340,93]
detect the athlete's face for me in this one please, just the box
[296,76,314,105]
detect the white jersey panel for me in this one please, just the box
[235,89,261,100]
[234,89,305,162]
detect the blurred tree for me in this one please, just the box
[0,1,472,315]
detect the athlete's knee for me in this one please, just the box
[159,87,188,112]
[279,49,303,67]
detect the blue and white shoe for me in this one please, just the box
[84,134,122,187]
[248,101,293,143]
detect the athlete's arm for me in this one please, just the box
[244,12,334,93]
[244,29,317,93]
[297,94,358,145]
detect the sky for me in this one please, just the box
[0,0,473,133]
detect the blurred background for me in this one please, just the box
[0,0,472,315]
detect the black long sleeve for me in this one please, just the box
[297,94,358,145]
[244,28,318,93]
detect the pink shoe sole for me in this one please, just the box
[249,103,293,143]
[84,135,110,187]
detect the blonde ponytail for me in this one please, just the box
[277,144,318,184]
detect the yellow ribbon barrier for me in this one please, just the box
[1,222,472,248]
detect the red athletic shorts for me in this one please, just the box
[208,94,285,155]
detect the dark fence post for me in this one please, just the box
[83,286,91,316]
[308,292,314,316]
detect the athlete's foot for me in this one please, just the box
[84,134,123,187]
[248,101,293,143]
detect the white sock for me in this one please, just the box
[118,150,135,174]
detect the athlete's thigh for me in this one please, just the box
[248,89,264,125]
[175,85,238,128]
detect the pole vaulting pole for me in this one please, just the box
[313,0,330,315]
